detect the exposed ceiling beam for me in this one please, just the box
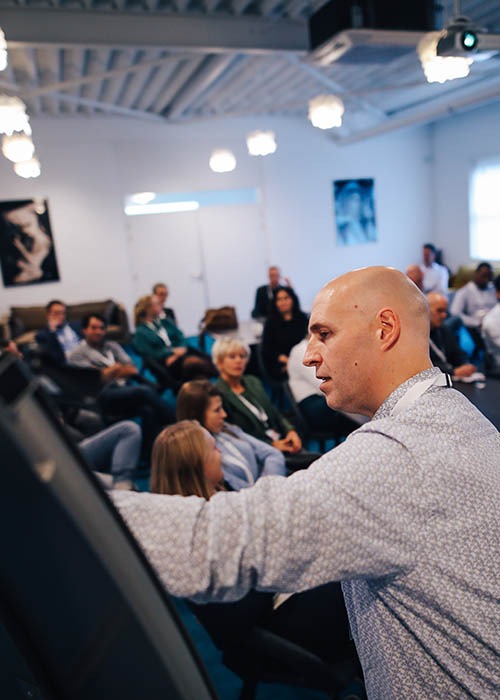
[1,8,308,53]
[46,92,166,120]
[17,52,184,99]
[336,76,500,145]
[286,54,386,119]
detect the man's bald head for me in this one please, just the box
[426,292,448,329]
[406,264,424,291]
[305,267,431,416]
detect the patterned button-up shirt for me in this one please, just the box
[112,368,500,698]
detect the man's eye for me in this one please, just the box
[318,331,330,340]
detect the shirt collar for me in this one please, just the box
[372,366,443,421]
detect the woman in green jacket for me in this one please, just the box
[213,336,319,470]
[133,295,216,382]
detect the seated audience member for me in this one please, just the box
[481,274,500,376]
[152,282,177,325]
[132,295,217,382]
[261,286,308,381]
[288,337,361,435]
[150,421,356,670]
[176,380,287,490]
[251,265,291,320]
[427,293,477,378]
[420,243,449,294]
[405,264,424,291]
[78,420,141,491]
[450,261,496,358]
[35,299,81,364]
[67,313,174,455]
[112,266,500,699]
[213,337,319,470]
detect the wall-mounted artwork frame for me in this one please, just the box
[0,198,60,287]
[333,178,378,246]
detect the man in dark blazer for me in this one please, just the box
[35,299,81,365]
[251,265,291,319]
[427,292,477,379]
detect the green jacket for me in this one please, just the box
[215,374,294,444]
[133,318,186,361]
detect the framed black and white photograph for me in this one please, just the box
[333,178,378,247]
[0,198,60,287]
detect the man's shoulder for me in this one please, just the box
[483,303,500,326]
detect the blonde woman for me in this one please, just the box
[149,421,354,669]
[176,379,286,491]
[213,337,320,470]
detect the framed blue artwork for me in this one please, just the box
[333,178,377,246]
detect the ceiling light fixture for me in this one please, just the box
[209,149,236,173]
[0,28,7,71]
[246,130,277,156]
[417,31,472,84]
[2,132,35,163]
[14,157,41,179]
[308,94,344,129]
[0,96,32,136]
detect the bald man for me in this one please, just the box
[427,292,477,378]
[113,267,499,699]
[405,263,424,291]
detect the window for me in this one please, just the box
[124,188,258,216]
[469,159,500,261]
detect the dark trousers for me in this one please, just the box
[99,383,174,455]
[189,580,351,664]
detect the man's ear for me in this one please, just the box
[377,308,400,351]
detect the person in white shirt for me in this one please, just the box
[420,243,449,294]
[450,261,496,359]
[481,274,500,375]
[288,337,362,435]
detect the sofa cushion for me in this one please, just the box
[66,299,116,324]
[10,306,47,333]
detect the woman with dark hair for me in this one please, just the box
[149,421,357,672]
[261,286,309,380]
[176,379,286,490]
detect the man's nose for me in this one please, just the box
[303,339,319,367]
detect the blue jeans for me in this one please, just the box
[79,420,141,484]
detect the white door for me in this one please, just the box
[126,202,266,335]
[126,211,207,335]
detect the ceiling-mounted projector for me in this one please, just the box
[436,16,479,57]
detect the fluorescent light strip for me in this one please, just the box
[125,201,200,216]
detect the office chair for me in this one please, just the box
[140,356,182,394]
[281,381,338,453]
[217,624,361,700]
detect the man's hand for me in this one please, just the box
[101,363,138,382]
[273,431,302,454]
[278,354,289,371]
[453,364,477,378]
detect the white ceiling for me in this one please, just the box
[1,0,500,143]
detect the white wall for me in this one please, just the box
[431,100,500,272]
[0,114,434,333]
